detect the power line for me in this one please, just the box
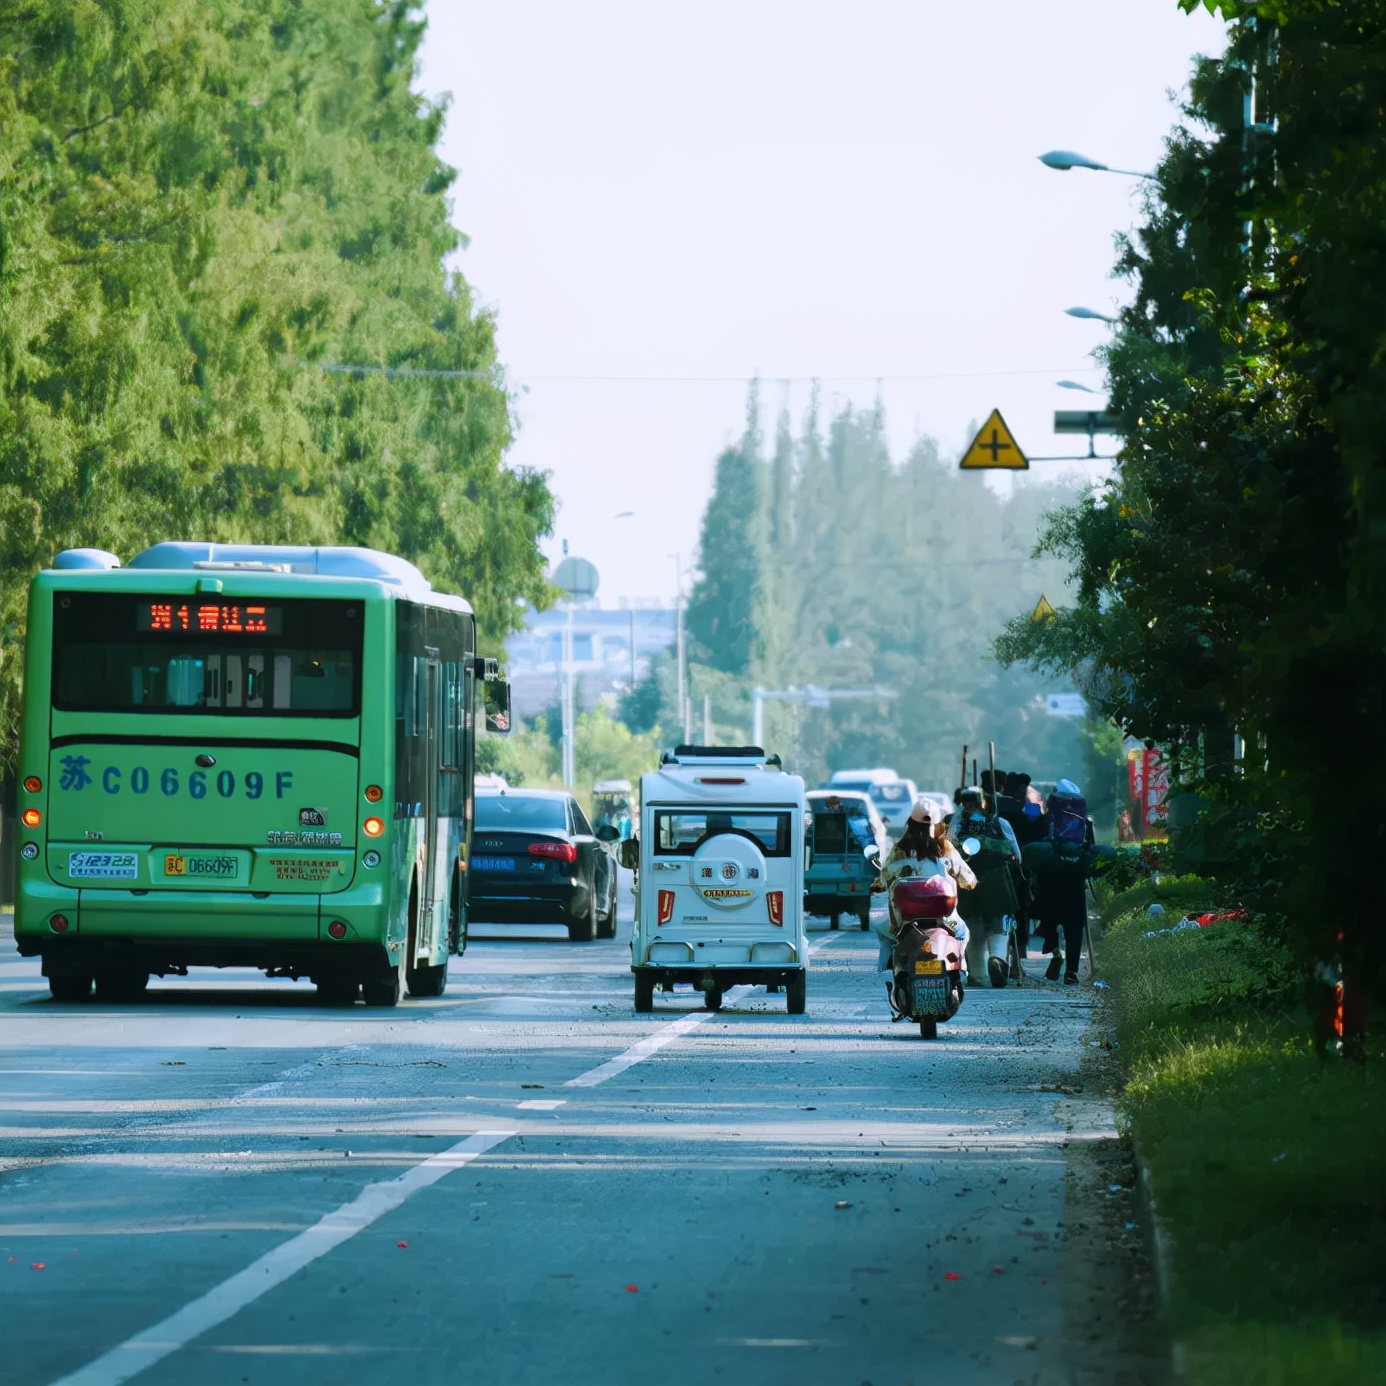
[295,361,1103,386]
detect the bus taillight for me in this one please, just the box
[23,776,41,793]
[363,817,384,837]
[22,809,41,828]
[327,920,348,939]
[49,914,70,933]
[364,784,383,803]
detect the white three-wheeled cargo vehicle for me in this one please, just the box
[631,746,808,1014]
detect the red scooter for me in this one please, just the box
[887,874,966,1039]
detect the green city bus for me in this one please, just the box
[13,542,509,1006]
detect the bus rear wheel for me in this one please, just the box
[317,977,359,1006]
[407,961,448,998]
[95,966,148,1003]
[48,969,93,1002]
[362,950,406,1007]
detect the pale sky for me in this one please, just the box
[417,1,1227,604]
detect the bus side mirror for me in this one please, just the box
[483,680,512,735]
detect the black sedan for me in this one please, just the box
[468,789,619,941]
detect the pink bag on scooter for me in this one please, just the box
[892,874,957,920]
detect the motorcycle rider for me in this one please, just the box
[873,798,976,974]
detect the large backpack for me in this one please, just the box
[1028,792,1095,876]
[1048,793,1089,847]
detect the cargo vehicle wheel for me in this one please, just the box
[634,973,655,1013]
[857,903,871,932]
[48,970,92,1002]
[95,966,148,1003]
[363,950,406,1007]
[704,986,723,1012]
[919,1019,938,1039]
[785,972,807,1015]
[568,896,598,943]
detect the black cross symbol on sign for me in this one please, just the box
[979,428,1012,462]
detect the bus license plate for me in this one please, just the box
[473,856,515,872]
[914,958,944,975]
[164,853,242,881]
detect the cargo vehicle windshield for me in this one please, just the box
[653,809,793,857]
[51,593,362,717]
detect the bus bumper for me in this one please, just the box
[14,882,391,979]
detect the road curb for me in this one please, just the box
[1133,1138,1187,1379]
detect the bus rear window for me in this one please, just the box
[51,593,363,716]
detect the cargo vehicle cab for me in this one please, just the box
[631,746,808,1014]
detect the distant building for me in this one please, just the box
[505,600,677,720]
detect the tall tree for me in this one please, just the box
[685,386,765,677]
[997,0,1386,982]
[0,0,554,767]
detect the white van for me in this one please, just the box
[632,746,808,1014]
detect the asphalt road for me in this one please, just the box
[1,881,1113,1386]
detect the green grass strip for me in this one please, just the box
[1101,909,1386,1386]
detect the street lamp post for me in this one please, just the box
[671,554,689,744]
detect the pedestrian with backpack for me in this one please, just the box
[1024,778,1097,984]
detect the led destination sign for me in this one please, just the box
[136,602,283,635]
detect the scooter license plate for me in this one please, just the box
[914,959,944,975]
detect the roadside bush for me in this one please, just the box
[1102,913,1386,1386]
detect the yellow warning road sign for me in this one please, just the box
[959,409,1029,470]
[1031,595,1057,622]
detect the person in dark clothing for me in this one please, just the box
[1027,778,1096,984]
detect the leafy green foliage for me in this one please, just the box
[0,0,554,768]
[997,4,1386,986]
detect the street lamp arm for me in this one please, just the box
[1065,306,1118,324]
[1038,149,1155,181]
